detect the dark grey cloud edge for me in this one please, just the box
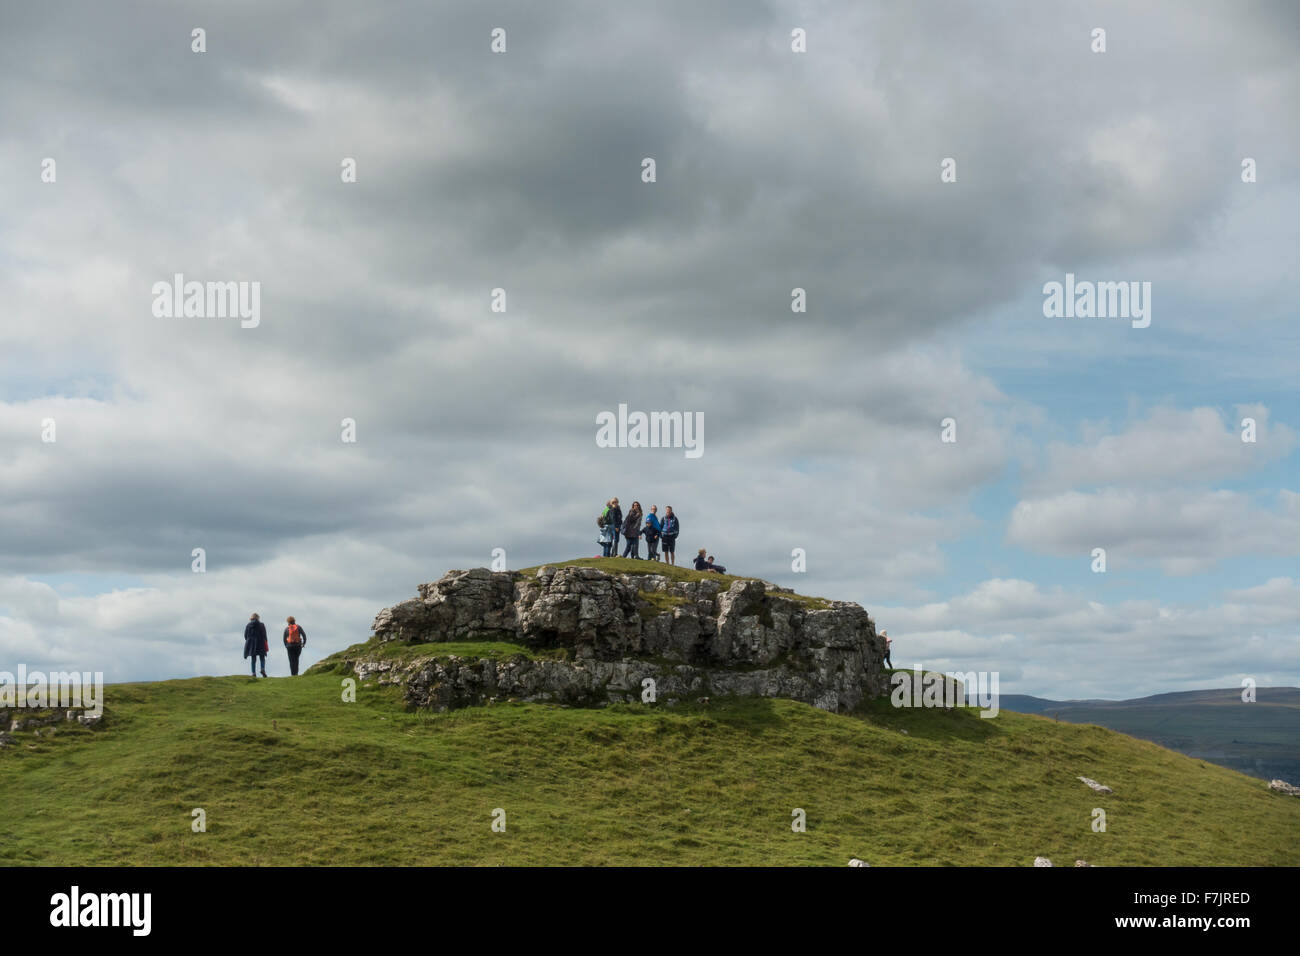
[0,1,1297,695]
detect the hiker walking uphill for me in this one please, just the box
[621,501,644,558]
[283,616,307,676]
[243,613,268,678]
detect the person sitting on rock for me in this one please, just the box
[621,501,643,558]
[694,549,726,573]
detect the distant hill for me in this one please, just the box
[1000,688,1300,783]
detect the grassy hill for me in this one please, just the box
[3,668,1298,865]
[1001,688,1300,783]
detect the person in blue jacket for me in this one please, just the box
[659,506,680,566]
[643,506,662,561]
[243,613,268,678]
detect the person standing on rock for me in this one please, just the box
[881,630,892,668]
[643,506,662,561]
[659,506,679,565]
[243,613,268,678]
[598,504,615,557]
[283,616,307,675]
[608,497,623,556]
[621,501,643,558]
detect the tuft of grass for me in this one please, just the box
[635,590,692,620]
[1,672,1297,866]
[310,639,566,674]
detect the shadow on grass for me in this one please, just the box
[852,695,1004,743]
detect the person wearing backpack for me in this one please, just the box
[643,506,662,561]
[621,501,643,558]
[659,506,680,566]
[243,613,269,678]
[283,616,307,675]
[598,501,616,556]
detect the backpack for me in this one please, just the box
[286,623,303,645]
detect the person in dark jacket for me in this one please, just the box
[243,613,268,678]
[659,506,679,566]
[621,501,643,558]
[643,506,662,561]
[599,501,616,557]
[694,549,726,574]
[283,616,307,676]
[608,498,623,555]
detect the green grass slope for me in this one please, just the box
[3,669,1297,866]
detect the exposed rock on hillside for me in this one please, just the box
[343,565,888,713]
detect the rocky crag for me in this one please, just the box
[325,565,889,713]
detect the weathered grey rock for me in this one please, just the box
[1033,856,1053,867]
[350,565,888,713]
[7,712,63,733]
[1078,776,1113,794]
[1075,860,1092,867]
[1268,779,1300,796]
[848,858,869,867]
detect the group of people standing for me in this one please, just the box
[599,498,680,564]
[242,613,308,678]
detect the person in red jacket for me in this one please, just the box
[283,616,308,676]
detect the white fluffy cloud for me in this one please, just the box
[1032,405,1295,492]
[1,1,1297,699]
[878,577,1300,699]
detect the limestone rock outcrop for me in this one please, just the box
[344,565,889,713]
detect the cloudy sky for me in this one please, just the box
[2,0,1297,699]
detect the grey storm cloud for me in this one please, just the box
[0,1,1297,692]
